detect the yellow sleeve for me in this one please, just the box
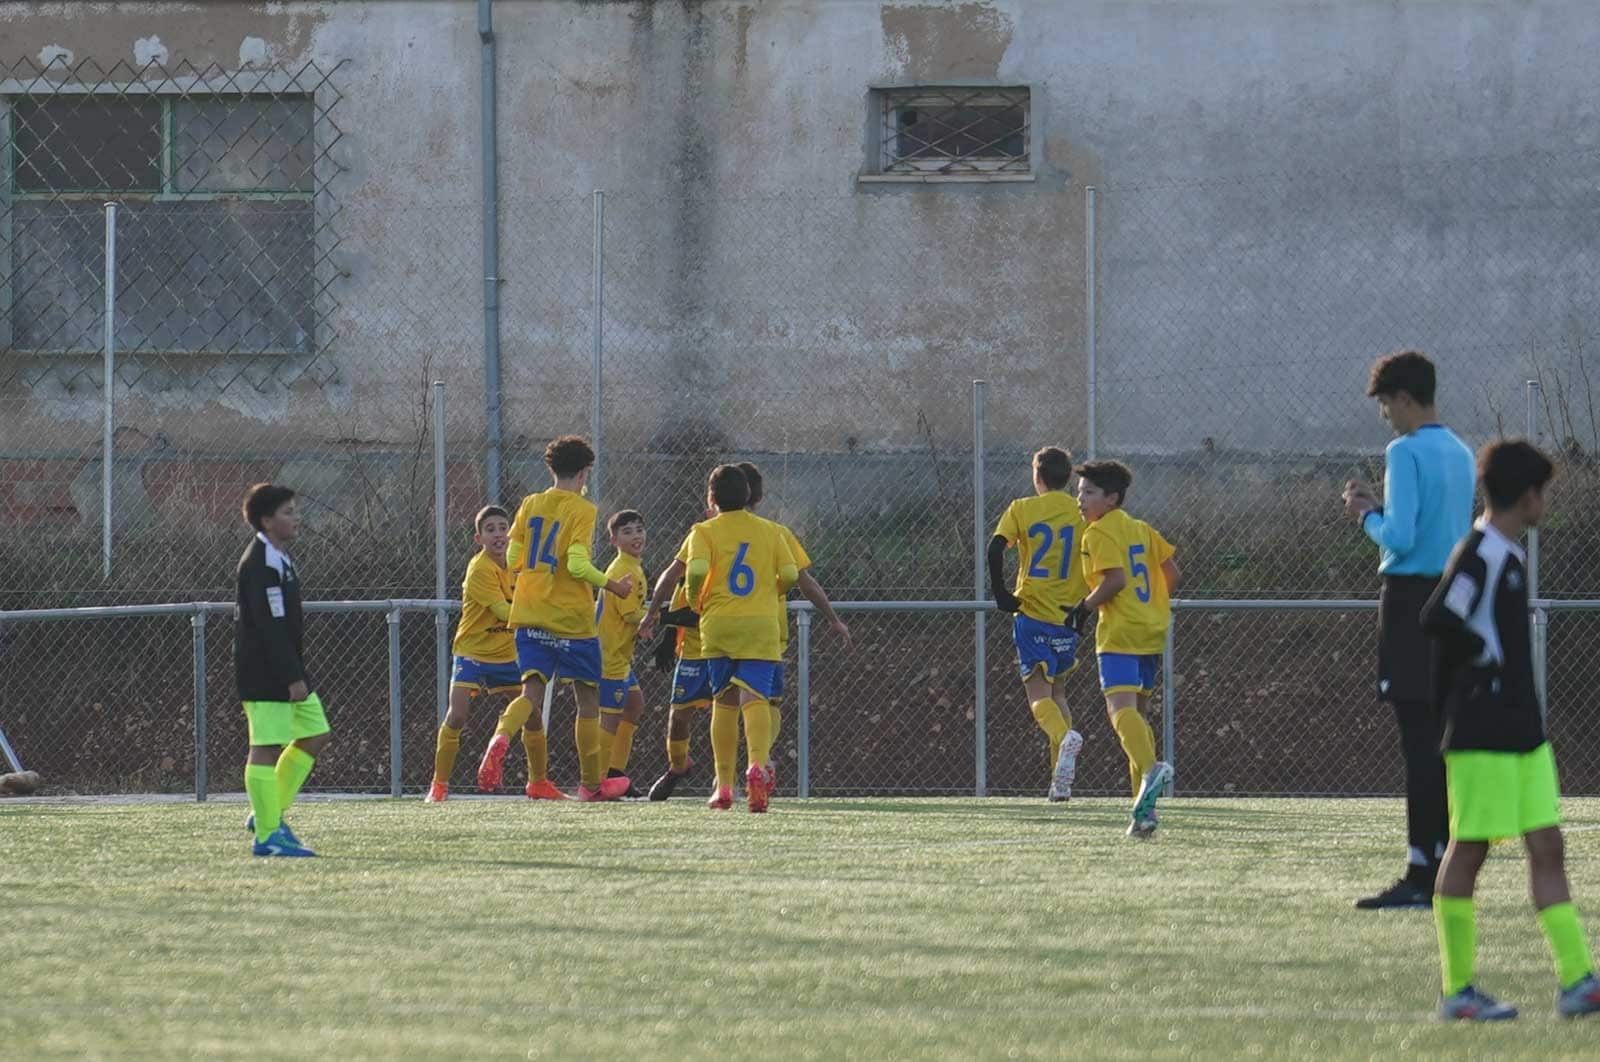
[565,544,609,589]
[1084,523,1124,574]
[1151,527,1176,564]
[464,561,513,620]
[776,531,798,591]
[685,527,711,600]
[784,527,812,571]
[506,500,529,574]
[993,501,1021,545]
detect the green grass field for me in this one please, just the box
[6,796,1600,1059]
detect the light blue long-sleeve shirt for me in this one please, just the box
[1362,424,1476,576]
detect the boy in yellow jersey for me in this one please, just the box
[736,461,851,787]
[638,523,715,802]
[988,447,1089,802]
[475,436,635,802]
[686,464,798,812]
[595,509,648,798]
[1070,459,1180,838]
[425,505,519,802]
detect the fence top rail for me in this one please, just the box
[4,597,1596,625]
[0,599,461,623]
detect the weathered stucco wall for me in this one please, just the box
[2,0,1598,462]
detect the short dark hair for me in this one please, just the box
[707,464,750,511]
[1033,447,1073,490]
[474,505,510,533]
[242,483,295,531]
[607,509,644,536]
[544,435,595,479]
[1072,460,1133,508]
[1367,350,1437,406]
[1479,438,1555,511]
[736,462,764,505]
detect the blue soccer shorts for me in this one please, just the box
[670,658,714,708]
[599,670,641,710]
[515,627,602,686]
[451,656,523,696]
[707,657,780,700]
[1098,652,1159,695]
[1013,614,1080,682]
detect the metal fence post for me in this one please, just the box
[796,606,812,799]
[388,607,403,797]
[102,202,116,581]
[591,188,604,505]
[433,381,449,725]
[192,609,208,801]
[1527,379,1548,710]
[1085,185,1097,460]
[973,380,988,797]
[1162,617,1176,797]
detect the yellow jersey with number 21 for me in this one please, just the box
[994,492,1089,626]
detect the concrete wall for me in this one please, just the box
[2,0,1598,461]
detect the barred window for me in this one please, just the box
[3,91,317,355]
[872,86,1030,177]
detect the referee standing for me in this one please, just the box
[1342,351,1475,909]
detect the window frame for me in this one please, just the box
[861,83,1036,184]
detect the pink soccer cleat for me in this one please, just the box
[424,780,448,803]
[707,785,734,810]
[746,763,773,813]
[477,734,510,792]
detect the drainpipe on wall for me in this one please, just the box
[479,0,503,502]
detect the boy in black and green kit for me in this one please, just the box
[1423,440,1600,1020]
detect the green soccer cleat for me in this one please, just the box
[1128,761,1173,837]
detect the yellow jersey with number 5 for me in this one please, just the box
[507,487,599,639]
[994,492,1088,626]
[1080,508,1175,655]
[688,510,797,661]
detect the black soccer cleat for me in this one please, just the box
[1354,878,1432,910]
[648,769,685,802]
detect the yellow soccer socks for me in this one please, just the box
[1111,707,1157,796]
[275,745,316,814]
[522,728,548,783]
[610,720,638,774]
[597,708,621,778]
[1435,895,1476,996]
[1030,698,1069,768]
[768,702,783,760]
[710,701,740,789]
[245,764,280,843]
[433,724,461,785]
[496,695,534,740]
[742,699,773,776]
[575,714,602,788]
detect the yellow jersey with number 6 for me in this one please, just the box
[507,488,599,639]
[1080,508,1175,655]
[688,510,797,661]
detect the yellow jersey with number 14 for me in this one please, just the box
[507,487,599,639]
[994,492,1089,626]
[688,509,797,662]
[1081,507,1175,655]
[452,549,516,663]
[596,551,646,680]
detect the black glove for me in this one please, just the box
[659,606,700,629]
[652,629,678,672]
[1064,601,1091,635]
[993,587,1021,614]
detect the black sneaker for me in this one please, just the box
[1354,878,1432,910]
[647,770,682,801]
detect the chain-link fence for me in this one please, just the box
[3,57,1599,799]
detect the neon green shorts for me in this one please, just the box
[1445,742,1560,842]
[242,692,331,747]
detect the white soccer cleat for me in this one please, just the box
[1048,730,1084,803]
